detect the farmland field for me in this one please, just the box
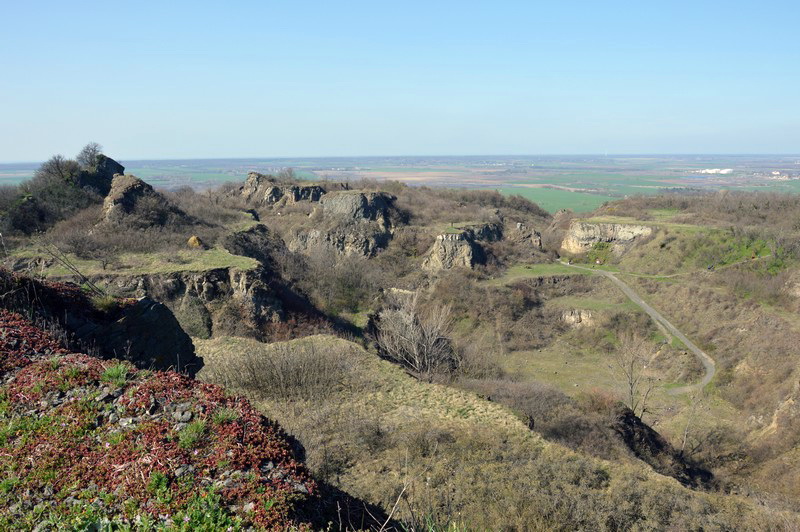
[3,154,799,213]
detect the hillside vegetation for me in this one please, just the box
[4,147,800,528]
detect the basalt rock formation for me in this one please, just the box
[103,267,284,340]
[76,154,125,196]
[102,174,191,226]
[241,172,327,206]
[0,270,199,375]
[561,221,653,255]
[422,232,484,271]
[289,191,397,257]
[561,308,595,328]
[422,222,503,271]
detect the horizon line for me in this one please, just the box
[2,152,800,165]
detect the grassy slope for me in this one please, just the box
[195,335,797,530]
[11,247,259,277]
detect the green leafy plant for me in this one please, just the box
[101,363,129,387]
[178,420,206,450]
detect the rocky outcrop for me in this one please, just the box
[290,226,392,257]
[510,221,543,250]
[289,192,397,257]
[76,154,125,195]
[422,223,503,271]
[561,309,595,328]
[612,406,714,489]
[104,267,284,340]
[422,233,482,271]
[561,221,653,255]
[318,191,394,226]
[102,174,190,226]
[0,270,200,375]
[241,172,326,205]
[223,224,285,270]
[72,298,198,373]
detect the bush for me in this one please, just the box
[209,340,353,401]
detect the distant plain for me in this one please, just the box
[3,154,800,213]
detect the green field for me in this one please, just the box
[4,154,799,213]
[497,186,616,212]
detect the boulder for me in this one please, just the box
[187,235,207,249]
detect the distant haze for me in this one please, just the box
[1,1,798,162]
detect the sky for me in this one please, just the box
[1,0,798,162]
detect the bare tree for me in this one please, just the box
[680,391,704,456]
[613,332,656,418]
[34,155,81,184]
[376,291,459,377]
[76,142,103,170]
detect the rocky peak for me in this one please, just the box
[75,154,125,195]
[102,174,189,225]
[102,174,155,223]
[421,222,504,271]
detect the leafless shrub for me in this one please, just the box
[376,292,459,377]
[613,332,657,418]
[210,340,352,401]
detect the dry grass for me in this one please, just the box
[195,334,800,529]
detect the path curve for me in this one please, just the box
[560,261,715,394]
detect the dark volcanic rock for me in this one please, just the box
[612,406,714,489]
[76,154,125,196]
[73,298,199,374]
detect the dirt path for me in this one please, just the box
[560,261,716,394]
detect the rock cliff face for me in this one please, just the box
[241,172,326,205]
[422,223,504,271]
[71,298,198,373]
[0,271,199,374]
[561,221,653,255]
[289,191,397,257]
[104,267,283,340]
[510,221,543,250]
[561,309,595,328]
[320,191,394,225]
[422,233,482,271]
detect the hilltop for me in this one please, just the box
[3,146,800,528]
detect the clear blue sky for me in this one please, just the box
[1,0,798,161]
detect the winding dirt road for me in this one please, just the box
[560,262,716,394]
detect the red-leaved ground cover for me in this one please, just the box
[0,309,316,529]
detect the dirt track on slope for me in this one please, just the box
[561,262,716,394]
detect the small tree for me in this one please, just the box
[376,292,459,377]
[613,332,656,418]
[33,155,81,185]
[76,142,103,170]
